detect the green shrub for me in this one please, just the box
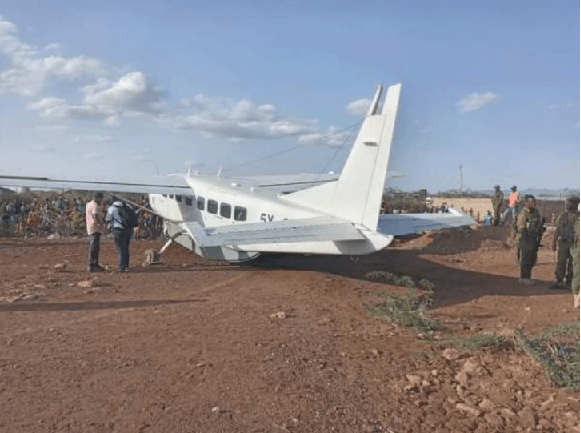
[442,333,510,351]
[515,327,580,392]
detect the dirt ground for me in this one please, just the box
[0,227,579,433]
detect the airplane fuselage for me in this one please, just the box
[147,175,394,261]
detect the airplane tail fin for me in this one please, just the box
[284,83,402,231]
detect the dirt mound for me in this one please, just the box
[414,226,513,254]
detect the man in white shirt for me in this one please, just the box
[85,192,104,272]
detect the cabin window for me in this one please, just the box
[196,196,205,210]
[220,203,232,218]
[162,194,167,198]
[207,199,218,214]
[185,196,193,206]
[169,194,174,199]
[234,206,247,221]
[175,195,182,203]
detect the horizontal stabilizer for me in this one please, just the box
[0,175,191,195]
[180,216,365,249]
[378,209,476,236]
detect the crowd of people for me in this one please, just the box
[0,193,162,240]
[380,203,452,214]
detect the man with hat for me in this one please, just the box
[550,196,580,289]
[491,185,504,226]
[515,194,543,284]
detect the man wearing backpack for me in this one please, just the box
[106,196,137,272]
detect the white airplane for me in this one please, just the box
[1,83,474,262]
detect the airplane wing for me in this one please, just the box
[179,216,366,249]
[0,174,191,195]
[377,208,476,236]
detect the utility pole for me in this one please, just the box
[459,164,465,191]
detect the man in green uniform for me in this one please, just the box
[572,210,580,307]
[491,185,504,226]
[515,195,543,284]
[550,196,580,289]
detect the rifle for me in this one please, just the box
[536,217,547,249]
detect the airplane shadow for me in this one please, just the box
[0,298,206,313]
[248,247,564,309]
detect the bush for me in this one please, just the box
[514,325,580,392]
[442,333,510,351]
[368,286,440,332]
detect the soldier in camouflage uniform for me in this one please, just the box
[572,211,580,308]
[491,185,504,226]
[515,195,543,284]
[550,196,580,289]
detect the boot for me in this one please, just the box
[519,278,535,285]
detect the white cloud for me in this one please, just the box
[29,71,165,122]
[72,134,114,144]
[298,126,351,147]
[82,72,165,114]
[0,17,105,96]
[456,92,498,113]
[133,155,155,162]
[83,152,103,161]
[161,95,317,139]
[6,15,331,142]
[548,104,557,110]
[346,98,371,116]
[44,43,60,52]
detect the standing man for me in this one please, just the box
[550,196,580,289]
[508,186,520,220]
[86,192,105,272]
[491,185,504,226]
[571,211,580,308]
[502,186,521,223]
[515,195,543,284]
[106,196,133,272]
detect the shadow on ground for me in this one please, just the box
[249,247,561,309]
[0,298,206,312]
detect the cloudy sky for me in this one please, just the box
[0,0,578,191]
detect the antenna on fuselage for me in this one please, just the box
[217,165,223,178]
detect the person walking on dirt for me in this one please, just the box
[491,185,504,226]
[86,192,105,272]
[105,197,134,272]
[515,195,543,284]
[549,196,580,289]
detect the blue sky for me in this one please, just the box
[0,0,578,192]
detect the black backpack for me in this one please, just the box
[118,203,139,229]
